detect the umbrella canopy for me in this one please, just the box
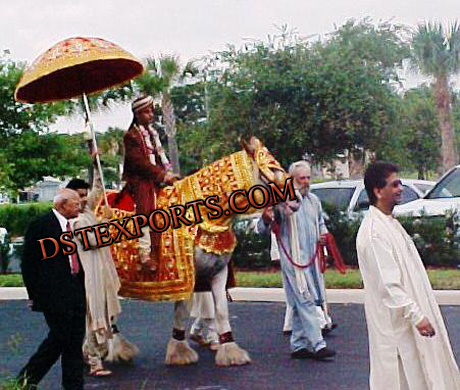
[15,37,144,103]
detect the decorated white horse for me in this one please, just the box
[98,137,288,366]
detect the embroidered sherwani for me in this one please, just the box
[258,192,328,352]
[356,206,459,390]
[122,123,168,255]
[122,123,168,216]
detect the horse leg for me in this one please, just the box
[190,292,219,350]
[212,266,251,366]
[165,299,198,365]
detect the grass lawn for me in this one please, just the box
[235,268,460,290]
[1,268,459,289]
[0,274,23,287]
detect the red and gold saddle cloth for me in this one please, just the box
[96,150,259,302]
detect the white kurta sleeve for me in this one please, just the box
[87,167,103,212]
[368,234,424,326]
[257,216,271,235]
[317,201,328,235]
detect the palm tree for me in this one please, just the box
[411,21,460,173]
[134,55,199,175]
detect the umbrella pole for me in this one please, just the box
[82,92,109,208]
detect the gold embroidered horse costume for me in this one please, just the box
[97,137,287,367]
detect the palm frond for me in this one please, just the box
[446,20,460,74]
[159,55,181,86]
[410,21,459,77]
[134,59,164,97]
[144,56,158,73]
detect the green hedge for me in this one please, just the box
[232,228,271,269]
[325,206,459,268]
[231,207,460,269]
[0,203,53,238]
[398,213,459,268]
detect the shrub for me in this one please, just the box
[398,211,459,268]
[322,205,363,267]
[0,203,53,238]
[323,205,459,268]
[232,227,272,269]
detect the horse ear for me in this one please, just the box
[240,136,254,157]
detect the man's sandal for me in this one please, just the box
[89,368,113,377]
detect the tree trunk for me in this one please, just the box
[167,135,180,176]
[348,148,365,179]
[417,166,425,180]
[434,76,458,174]
[162,96,180,175]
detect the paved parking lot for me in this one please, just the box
[1,300,459,390]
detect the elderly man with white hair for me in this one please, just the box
[280,161,336,336]
[258,161,336,360]
[18,189,86,390]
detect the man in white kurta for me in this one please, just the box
[356,162,459,390]
[67,167,131,376]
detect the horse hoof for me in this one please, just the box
[165,338,199,365]
[104,333,139,363]
[215,342,251,366]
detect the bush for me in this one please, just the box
[324,205,459,268]
[322,206,363,267]
[231,227,272,269]
[398,211,459,268]
[0,203,53,238]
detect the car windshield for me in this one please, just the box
[354,185,418,211]
[413,183,433,194]
[311,187,355,210]
[426,169,460,199]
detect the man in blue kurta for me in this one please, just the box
[258,161,336,360]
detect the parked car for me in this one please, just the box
[310,179,435,216]
[234,177,436,230]
[394,166,460,217]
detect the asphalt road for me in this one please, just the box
[0,300,459,390]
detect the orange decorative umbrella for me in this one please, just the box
[14,37,144,205]
[15,36,143,103]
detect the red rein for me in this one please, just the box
[271,220,347,274]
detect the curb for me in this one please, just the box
[1,287,459,305]
[228,287,460,305]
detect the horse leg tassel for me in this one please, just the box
[215,333,251,366]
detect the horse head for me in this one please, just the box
[240,136,288,189]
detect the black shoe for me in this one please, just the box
[322,323,338,336]
[291,348,311,359]
[291,347,336,361]
[283,330,292,336]
[309,347,336,360]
